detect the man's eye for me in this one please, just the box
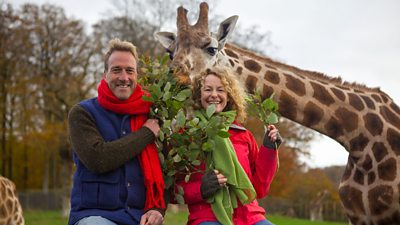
[126,68,135,74]
[111,68,122,73]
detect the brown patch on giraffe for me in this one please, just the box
[310,81,335,106]
[364,113,384,136]
[372,94,382,103]
[387,128,400,155]
[331,87,346,101]
[390,102,400,114]
[362,154,373,172]
[262,84,274,99]
[361,95,376,110]
[264,70,280,85]
[380,106,400,130]
[378,158,397,181]
[285,74,306,96]
[381,94,389,103]
[335,107,358,132]
[224,49,239,59]
[279,90,298,120]
[368,185,393,215]
[245,75,258,93]
[372,142,388,162]
[325,117,345,139]
[236,66,243,75]
[228,59,235,67]
[348,93,365,111]
[377,211,400,225]
[349,133,369,152]
[368,171,376,185]
[353,168,365,185]
[244,60,262,73]
[303,102,324,127]
[339,185,365,214]
[341,160,353,181]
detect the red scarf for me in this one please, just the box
[98,79,165,210]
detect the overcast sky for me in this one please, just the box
[9,0,400,168]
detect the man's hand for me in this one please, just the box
[143,119,160,137]
[140,209,163,225]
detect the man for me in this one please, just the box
[68,38,165,225]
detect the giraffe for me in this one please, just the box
[155,2,400,225]
[0,176,24,225]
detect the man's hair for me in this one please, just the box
[104,38,138,71]
[192,66,247,123]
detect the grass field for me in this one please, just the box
[24,210,347,225]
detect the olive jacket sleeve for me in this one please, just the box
[68,104,156,174]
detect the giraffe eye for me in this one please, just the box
[206,47,218,56]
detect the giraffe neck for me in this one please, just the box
[223,43,400,158]
[0,176,25,225]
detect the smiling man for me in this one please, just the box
[68,38,165,225]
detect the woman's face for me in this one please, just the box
[200,74,228,113]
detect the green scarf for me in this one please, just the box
[206,126,256,225]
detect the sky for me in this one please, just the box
[9,0,400,168]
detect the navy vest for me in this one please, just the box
[68,98,146,225]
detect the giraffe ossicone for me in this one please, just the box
[155,2,400,225]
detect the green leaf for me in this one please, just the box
[142,95,152,102]
[217,130,230,138]
[177,185,184,195]
[164,82,171,92]
[175,194,185,204]
[191,160,201,166]
[206,104,216,118]
[151,84,162,98]
[266,112,279,124]
[184,174,191,183]
[176,110,186,128]
[167,170,176,176]
[175,89,192,101]
[173,154,182,162]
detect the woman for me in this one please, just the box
[177,67,282,225]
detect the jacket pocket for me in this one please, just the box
[79,170,120,209]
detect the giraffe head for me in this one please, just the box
[155,2,238,84]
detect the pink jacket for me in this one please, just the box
[178,123,278,225]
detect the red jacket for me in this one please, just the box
[178,123,278,225]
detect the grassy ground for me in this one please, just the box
[24,210,347,225]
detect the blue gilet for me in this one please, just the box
[68,98,146,225]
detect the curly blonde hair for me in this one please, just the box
[192,67,247,123]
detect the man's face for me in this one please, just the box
[104,51,137,100]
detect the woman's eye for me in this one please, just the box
[206,47,218,56]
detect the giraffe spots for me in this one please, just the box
[245,75,258,93]
[331,87,346,101]
[224,49,239,59]
[367,172,375,185]
[368,185,393,215]
[361,95,376,110]
[236,66,243,75]
[387,128,400,155]
[377,211,400,225]
[303,102,324,127]
[372,142,388,162]
[279,90,298,120]
[341,160,353,181]
[262,84,274,99]
[335,107,358,132]
[348,93,365,111]
[228,59,235,67]
[372,93,382,103]
[285,74,306,96]
[380,106,400,130]
[325,117,345,139]
[244,60,262,73]
[363,113,383,136]
[339,185,365,214]
[381,94,389,103]
[353,168,364,185]
[349,133,369,152]
[378,158,396,181]
[311,81,335,106]
[390,102,400,114]
[264,70,280,85]
[362,154,373,172]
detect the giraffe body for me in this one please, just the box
[155,2,400,224]
[0,176,24,225]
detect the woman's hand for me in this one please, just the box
[263,125,282,149]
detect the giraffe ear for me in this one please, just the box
[154,32,176,49]
[215,15,238,50]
